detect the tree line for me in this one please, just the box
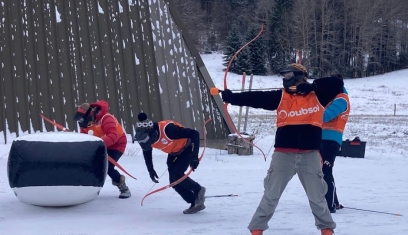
[173,0,408,78]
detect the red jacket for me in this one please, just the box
[80,100,127,153]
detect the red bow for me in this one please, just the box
[222,24,267,161]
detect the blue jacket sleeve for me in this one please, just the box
[323,98,348,122]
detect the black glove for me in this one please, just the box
[148,169,159,183]
[220,89,233,103]
[190,158,199,171]
[296,82,316,94]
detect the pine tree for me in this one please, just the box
[223,26,242,72]
[247,27,267,75]
[234,47,251,74]
[267,0,295,74]
[399,51,408,69]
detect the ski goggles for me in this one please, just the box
[281,71,295,79]
[280,71,305,80]
[74,112,87,124]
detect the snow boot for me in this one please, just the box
[182,203,206,214]
[195,186,206,207]
[112,175,131,199]
[321,228,334,235]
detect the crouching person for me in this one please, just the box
[74,101,131,199]
[134,112,206,214]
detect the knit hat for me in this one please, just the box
[77,103,90,114]
[136,113,154,130]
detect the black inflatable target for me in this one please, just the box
[7,132,108,206]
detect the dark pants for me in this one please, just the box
[107,149,123,184]
[167,147,201,204]
[320,140,341,211]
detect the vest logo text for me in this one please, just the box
[278,105,320,119]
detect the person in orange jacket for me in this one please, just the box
[74,100,131,199]
[321,74,350,213]
[134,112,206,214]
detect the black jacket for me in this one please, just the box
[228,76,344,150]
[140,122,200,171]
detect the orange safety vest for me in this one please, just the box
[83,114,124,138]
[322,93,350,133]
[276,91,324,128]
[151,120,188,154]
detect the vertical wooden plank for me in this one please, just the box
[87,0,107,102]
[127,0,158,120]
[97,0,120,117]
[24,0,42,133]
[119,0,143,136]
[106,0,128,132]
[77,0,96,103]
[149,1,179,121]
[117,0,138,136]
[55,0,76,130]
[0,0,7,142]
[42,0,65,129]
[32,0,53,131]
[14,0,32,134]
[135,0,162,120]
[67,0,85,108]
[2,0,18,136]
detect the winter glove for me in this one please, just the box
[220,89,233,103]
[148,169,159,183]
[190,158,199,171]
[296,82,316,94]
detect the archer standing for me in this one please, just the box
[74,101,131,199]
[321,74,350,213]
[220,64,342,235]
[134,112,206,214]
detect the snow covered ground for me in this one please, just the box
[1,52,408,235]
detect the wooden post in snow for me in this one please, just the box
[237,72,246,133]
[243,74,253,132]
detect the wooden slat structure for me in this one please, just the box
[0,0,233,146]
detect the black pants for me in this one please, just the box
[320,140,341,211]
[107,149,123,184]
[167,147,201,204]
